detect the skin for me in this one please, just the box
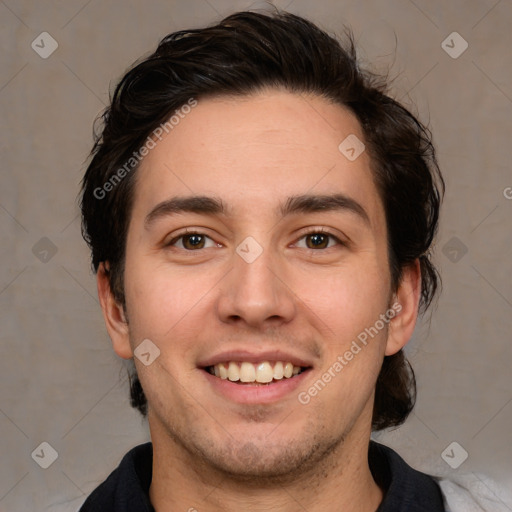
[97,88,421,512]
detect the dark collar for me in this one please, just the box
[80,441,445,511]
[79,442,155,512]
[369,441,445,511]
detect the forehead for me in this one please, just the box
[132,89,384,229]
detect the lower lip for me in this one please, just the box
[201,368,312,405]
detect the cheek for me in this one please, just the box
[123,255,207,339]
[293,261,391,337]
[123,259,236,363]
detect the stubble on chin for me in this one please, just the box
[163,414,347,487]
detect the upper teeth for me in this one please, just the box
[212,361,302,383]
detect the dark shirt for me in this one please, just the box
[79,441,446,511]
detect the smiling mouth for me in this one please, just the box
[204,361,309,385]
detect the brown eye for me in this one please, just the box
[296,230,342,250]
[167,232,216,250]
[305,233,330,249]
[181,234,206,249]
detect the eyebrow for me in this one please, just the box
[144,193,370,228]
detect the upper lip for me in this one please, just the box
[197,349,314,369]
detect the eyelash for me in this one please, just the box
[166,228,344,251]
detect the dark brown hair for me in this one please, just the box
[80,9,444,431]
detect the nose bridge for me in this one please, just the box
[237,238,276,294]
[217,235,295,326]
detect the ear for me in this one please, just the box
[385,259,422,356]
[96,262,133,359]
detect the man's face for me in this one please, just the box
[115,89,400,478]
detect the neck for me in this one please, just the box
[148,415,383,512]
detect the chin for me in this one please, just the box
[194,431,345,483]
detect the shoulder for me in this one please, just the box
[436,473,512,512]
[78,443,154,512]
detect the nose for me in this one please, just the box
[216,239,296,328]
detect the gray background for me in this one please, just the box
[1,0,511,510]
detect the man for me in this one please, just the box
[79,9,446,511]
